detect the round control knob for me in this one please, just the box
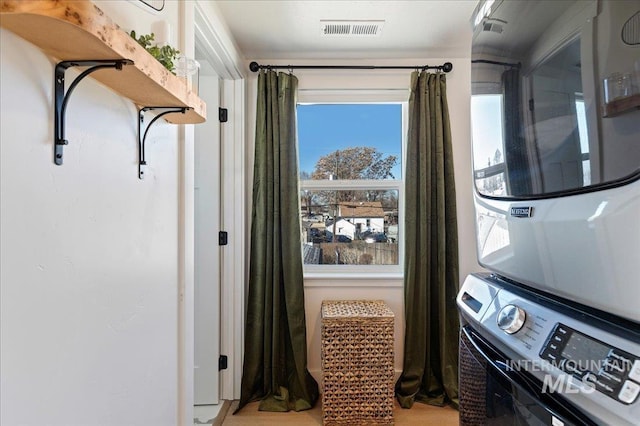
[497,304,526,334]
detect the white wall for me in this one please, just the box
[0,2,186,424]
[245,57,480,382]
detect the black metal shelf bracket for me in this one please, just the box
[54,59,133,165]
[138,106,189,179]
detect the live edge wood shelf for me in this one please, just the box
[0,0,206,124]
[602,94,640,118]
[1,0,207,176]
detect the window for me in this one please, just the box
[471,94,506,196]
[575,96,591,186]
[298,103,404,273]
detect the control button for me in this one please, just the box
[618,380,640,404]
[541,342,561,359]
[628,360,640,383]
[497,304,527,334]
[599,370,623,384]
[555,325,570,336]
[604,359,627,374]
[540,350,560,365]
[593,377,616,395]
[564,361,576,373]
[582,372,597,384]
[575,374,596,393]
[564,364,586,380]
[548,342,561,352]
[609,349,631,361]
[609,350,634,372]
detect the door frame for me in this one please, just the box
[178,2,245,424]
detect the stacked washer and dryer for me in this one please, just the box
[459,0,640,424]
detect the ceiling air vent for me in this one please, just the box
[320,20,384,37]
[482,21,503,34]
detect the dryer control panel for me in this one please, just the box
[458,273,640,426]
[541,323,640,404]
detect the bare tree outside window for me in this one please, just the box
[311,147,397,180]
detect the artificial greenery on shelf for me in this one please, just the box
[130,31,180,73]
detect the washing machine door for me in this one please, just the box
[459,326,597,426]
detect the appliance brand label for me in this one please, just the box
[511,206,533,218]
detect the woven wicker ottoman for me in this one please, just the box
[321,300,395,426]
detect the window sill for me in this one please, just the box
[303,271,404,287]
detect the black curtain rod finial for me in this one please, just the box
[249,61,260,72]
[442,62,453,73]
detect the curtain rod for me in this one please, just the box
[471,59,521,68]
[249,61,453,73]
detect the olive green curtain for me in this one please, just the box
[235,70,319,413]
[395,71,460,409]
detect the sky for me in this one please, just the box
[297,104,402,178]
[470,94,504,168]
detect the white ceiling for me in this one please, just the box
[214,0,479,60]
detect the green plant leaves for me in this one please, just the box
[129,30,180,73]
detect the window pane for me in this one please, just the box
[301,190,399,265]
[575,98,591,186]
[471,94,506,196]
[297,104,402,180]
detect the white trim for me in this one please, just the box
[194,1,245,80]
[399,101,407,266]
[300,179,400,190]
[304,264,401,275]
[524,1,596,74]
[178,126,196,426]
[578,18,600,184]
[178,2,195,425]
[298,88,409,103]
[303,272,404,283]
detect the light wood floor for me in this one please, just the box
[221,399,459,425]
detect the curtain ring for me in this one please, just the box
[288,66,294,75]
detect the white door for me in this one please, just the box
[194,74,221,405]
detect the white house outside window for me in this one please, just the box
[297,102,405,274]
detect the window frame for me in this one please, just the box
[297,90,408,277]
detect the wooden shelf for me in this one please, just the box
[0,0,206,124]
[603,93,640,118]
